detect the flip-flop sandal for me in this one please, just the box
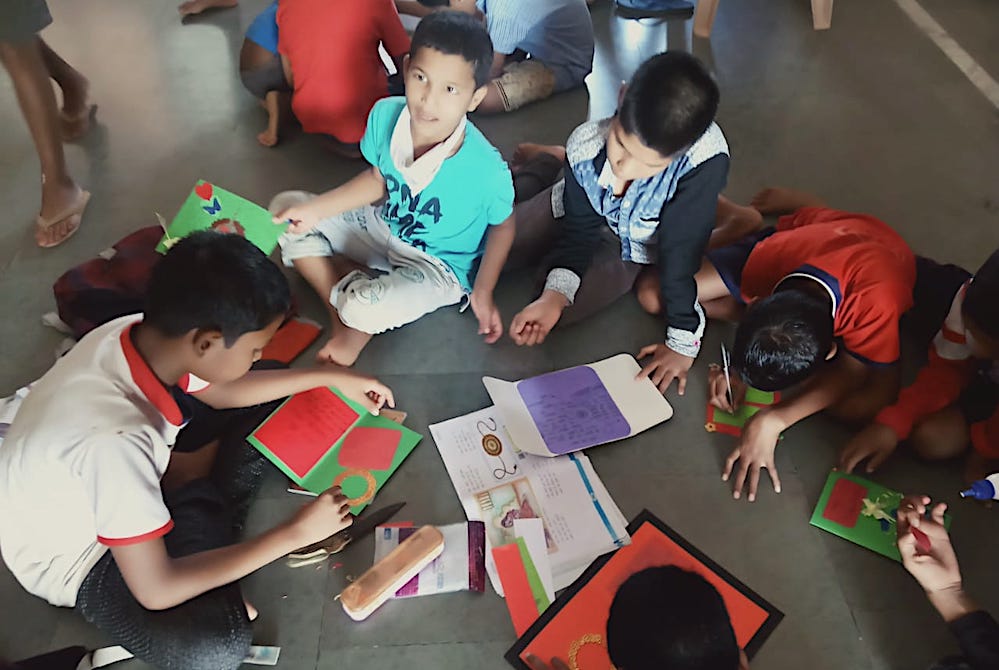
[60,104,97,142]
[35,189,90,249]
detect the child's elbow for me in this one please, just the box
[134,590,177,611]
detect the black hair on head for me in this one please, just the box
[144,231,290,346]
[733,289,835,392]
[619,51,720,157]
[410,10,494,88]
[607,566,740,670]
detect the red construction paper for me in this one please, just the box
[261,318,321,364]
[494,544,541,636]
[252,387,359,478]
[912,527,932,554]
[518,521,772,666]
[337,426,402,471]
[822,477,868,528]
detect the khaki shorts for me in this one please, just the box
[494,60,557,112]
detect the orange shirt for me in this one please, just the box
[740,207,916,366]
[277,0,410,143]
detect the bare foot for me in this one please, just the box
[315,326,372,367]
[512,143,566,170]
[749,187,826,216]
[58,71,95,141]
[37,179,88,247]
[178,0,238,17]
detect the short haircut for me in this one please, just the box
[410,10,494,88]
[619,51,720,157]
[733,289,835,392]
[964,248,999,340]
[144,231,291,345]
[607,566,740,670]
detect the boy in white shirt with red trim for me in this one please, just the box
[0,231,393,670]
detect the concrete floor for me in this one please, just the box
[2,0,999,668]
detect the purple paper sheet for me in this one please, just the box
[516,366,630,454]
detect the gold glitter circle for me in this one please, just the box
[481,434,503,456]
[332,468,377,506]
[567,633,604,670]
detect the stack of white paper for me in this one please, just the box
[429,407,630,595]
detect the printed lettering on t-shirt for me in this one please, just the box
[382,174,443,251]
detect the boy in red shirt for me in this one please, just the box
[840,249,999,481]
[698,188,916,502]
[277,0,410,155]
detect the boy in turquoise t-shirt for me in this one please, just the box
[273,11,514,366]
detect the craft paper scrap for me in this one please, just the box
[505,510,783,669]
[429,407,630,596]
[494,538,552,636]
[374,521,487,597]
[810,471,951,562]
[514,518,555,603]
[483,354,673,457]
[260,317,321,364]
[705,388,781,437]
[157,180,286,254]
[249,386,421,513]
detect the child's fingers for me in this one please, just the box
[747,466,761,502]
[676,370,687,396]
[722,447,740,481]
[767,460,782,494]
[930,502,948,525]
[732,461,750,500]
[637,344,658,359]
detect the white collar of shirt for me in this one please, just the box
[597,158,617,189]
[389,106,466,196]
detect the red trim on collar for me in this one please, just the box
[119,324,184,426]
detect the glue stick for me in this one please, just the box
[960,473,999,501]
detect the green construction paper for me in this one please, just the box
[247,387,422,514]
[743,388,777,405]
[515,538,552,614]
[712,403,766,429]
[156,180,286,254]
[809,471,952,562]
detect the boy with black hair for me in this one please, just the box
[509,51,761,394]
[526,566,749,670]
[0,232,393,670]
[415,0,594,113]
[840,248,999,480]
[700,188,916,502]
[273,10,515,367]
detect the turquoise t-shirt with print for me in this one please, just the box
[360,97,514,291]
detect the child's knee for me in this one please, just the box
[634,272,662,315]
[910,410,969,461]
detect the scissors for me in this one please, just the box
[287,501,407,568]
[721,342,734,409]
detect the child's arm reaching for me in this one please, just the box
[195,366,394,414]
[723,353,868,502]
[273,167,387,234]
[471,215,515,343]
[111,487,353,611]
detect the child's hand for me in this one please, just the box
[707,364,746,412]
[838,422,899,474]
[273,204,321,235]
[637,344,694,395]
[470,290,503,344]
[723,410,785,501]
[525,655,571,670]
[897,498,961,594]
[327,368,395,415]
[286,486,354,548]
[510,291,567,346]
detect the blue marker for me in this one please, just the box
[960,473,999,501]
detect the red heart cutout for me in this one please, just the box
[194,182,214,201]
[337,426,402,471]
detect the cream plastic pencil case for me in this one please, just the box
[339,525,444,621]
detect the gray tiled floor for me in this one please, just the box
[2,0,999,668]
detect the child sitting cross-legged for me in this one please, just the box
[272,10,515,366]
[0,231,393,670]
[840,249,999,481]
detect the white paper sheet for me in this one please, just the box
[482,354,673,457]
[429,407,630,595]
